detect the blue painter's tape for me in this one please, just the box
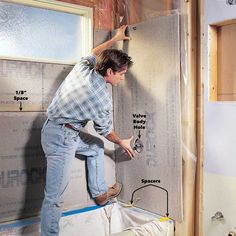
[62,204,106,217]
[0,217,40,231]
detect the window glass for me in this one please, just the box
[0,1,82,61]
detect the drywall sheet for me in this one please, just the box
[0,112,91,222]
[0,60,73,112]
[113,14,182,221]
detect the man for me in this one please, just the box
[40,25,135,236]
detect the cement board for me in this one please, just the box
[113,14,182,221]
[0,62,89,223]
[0,29,115,223]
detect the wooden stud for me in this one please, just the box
[195,0,204,235]
[209,26,218,101]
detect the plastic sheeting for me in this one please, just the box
[58,0,179,30]
[0,202,174,236]
[113,0,179,28]
[110,203,174,236]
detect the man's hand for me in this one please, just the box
[118,136,135,159]
[112,25,131,42]
[106,130,135,159]
[92,25,130,56]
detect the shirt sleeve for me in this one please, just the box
[93,109,113,137]
[80,54,96,68]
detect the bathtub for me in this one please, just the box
[59,201,174,236]
[0,201,174,236]
[109,202,174,236]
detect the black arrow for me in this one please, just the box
[130,184,169,217]
[19,101,22,111]
[138,130,141,138]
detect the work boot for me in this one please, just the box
[95,182,122,206]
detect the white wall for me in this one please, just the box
[204,1,236,235]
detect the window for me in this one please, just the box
[0,0,93,63]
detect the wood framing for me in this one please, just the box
[175,0,197,234]
[217,22,236,101]
[209,19,236,101]
[208,26,218,101]
[195,0,204,235]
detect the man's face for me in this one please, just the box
[105,67,128,86]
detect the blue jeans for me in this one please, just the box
[40,119,108,236]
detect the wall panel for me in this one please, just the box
[0,60,43,111]
[42,64,73,110]
[113,14,182,221]
[0,112,46,222]
[0,60,90,222]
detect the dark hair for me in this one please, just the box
[95,49,133,76]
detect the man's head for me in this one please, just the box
[95,49,133,86]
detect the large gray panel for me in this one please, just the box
[94,29,110,48]
[0,60,73,112]
[0,29,121,224]
[113,14,182,221]
[0,112,46,222]
[42,63,73,110]
[0,61,87,223]
[0,117,89,222]
[0,60,43,111]
[62,158,90,210]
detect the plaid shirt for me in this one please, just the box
[47,55,113,137]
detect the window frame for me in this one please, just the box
[0,0,93,64]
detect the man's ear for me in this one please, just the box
[106,68,113,76]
